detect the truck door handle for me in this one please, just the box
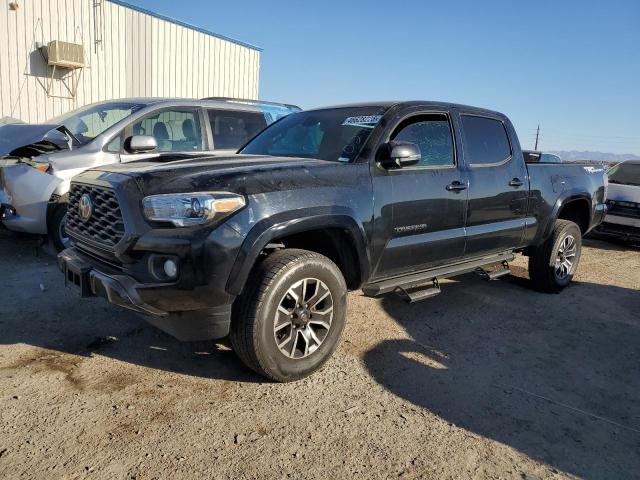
[509,178,524,187]
[446,181,467,192]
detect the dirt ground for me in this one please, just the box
[0,229,638,480]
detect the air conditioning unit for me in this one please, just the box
[47,40,85,69]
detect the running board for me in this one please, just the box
[362,252,515,297]
[475,261,512,281]
[395,279,441,303]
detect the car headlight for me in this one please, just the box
[142,192,246,227]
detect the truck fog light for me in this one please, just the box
[163,259,178,279]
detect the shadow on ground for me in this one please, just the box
[0,231,261,383]
[2,229,639,477]
[363,257,640,478]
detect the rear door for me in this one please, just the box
[457,112,528,256]
[372,108,468,279]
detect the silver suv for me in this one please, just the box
[0,97,299,250]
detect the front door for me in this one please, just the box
[371,111,468,279]
[120,107,209,162]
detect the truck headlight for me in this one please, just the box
[142,192,245,227]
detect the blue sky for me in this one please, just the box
[131,0,640,155]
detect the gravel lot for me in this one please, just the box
[1,229,638,479]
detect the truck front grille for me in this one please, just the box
[66,183,125,249]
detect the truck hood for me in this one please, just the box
[87,154,337,196]
[0,123,71,157]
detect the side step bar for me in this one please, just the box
[476,260,512,281]
[362,252,515,298]
[395,279,441,303]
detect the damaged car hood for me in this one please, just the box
[0,123,72,157]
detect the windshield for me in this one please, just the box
[608,162,640,186]
[240,107,387,162]
[47,102,146,145]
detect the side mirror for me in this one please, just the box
[124,135,157,154]
[384,141,421,168]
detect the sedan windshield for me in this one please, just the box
[608,162,640,186]
[240,107,387,162]
[47,102,146,145]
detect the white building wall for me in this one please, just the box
[0,0,261,123]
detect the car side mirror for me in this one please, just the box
[124,135,157,154]
[383,141,421,168]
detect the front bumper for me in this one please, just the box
[0,162,60,234]
[58,248,233,340]
[595,220,640,242]
[603,213,640,229]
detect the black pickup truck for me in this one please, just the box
[58,101,607,381]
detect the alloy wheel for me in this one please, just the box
[273,278,334,359]
[555,234,577,279]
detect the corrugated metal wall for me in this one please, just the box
[0,0,261,123]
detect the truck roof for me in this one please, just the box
[311,101,508,119]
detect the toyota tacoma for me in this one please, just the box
[58,101,607,381]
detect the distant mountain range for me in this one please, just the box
[548,150,640,162]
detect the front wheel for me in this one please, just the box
[230,249,348,382]
[48,203,70,252]
[528,219,582,293]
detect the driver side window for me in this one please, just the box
[391,115,455,168]
[131,109,203,152]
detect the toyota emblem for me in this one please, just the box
[79,194,93,222]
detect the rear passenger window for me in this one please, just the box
[208,110,267,150]
[391,115,455,167]
[461,115,511,165]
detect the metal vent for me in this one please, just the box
[47,40,85,69]
[66,184,125,249]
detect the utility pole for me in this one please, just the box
[534,125,540,150]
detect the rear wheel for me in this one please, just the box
[528,219,582,293]
[48,203,70,252]
[230,249,347,382]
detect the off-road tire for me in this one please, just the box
[230,249,348,382]
[529,219,582,293]
[48,203,69,252]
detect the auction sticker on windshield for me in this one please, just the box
[342,115,382,128]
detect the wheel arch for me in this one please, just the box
[47,192,69,221]
[46,192,69,221]
[540,191,592,243]
[227,212,370,295]
[557,197,591,233]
